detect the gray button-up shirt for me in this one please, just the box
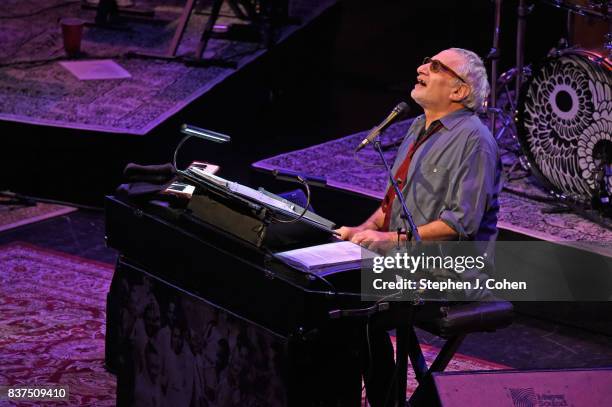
[386,108,502,242]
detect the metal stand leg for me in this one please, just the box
[130,0,235,67]
[166,0,197,57]
[195,0,225,59]
[515,0,528,107]
[94,0,118,25]
[488,0,503,134]
[395,306,417,406]
[90,0,156,26]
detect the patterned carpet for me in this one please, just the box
[386,337,508,399]
[253,117,612,242]
[0,242,508,405]
[0,0,336,135]
[0,242,116,406]
[0,197,76,233]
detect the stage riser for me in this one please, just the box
[0,3,343,206]
[498,228,612,336]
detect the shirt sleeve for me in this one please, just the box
[439,145,499,239]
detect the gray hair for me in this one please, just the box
[449,48,489,112]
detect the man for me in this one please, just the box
[336,48,500,246]
[165,322,196,406]
[335,48,502,406]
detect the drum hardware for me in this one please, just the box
[515,0,534,107]
[516,48,612,214]
[488,65,532,170]
[539,0,612,19]
[487,0,534,133]
[591,149,612,215]
[605,32,612,56]
[488,0,504,134]
[485,1,612,217]
[518,155,532,173]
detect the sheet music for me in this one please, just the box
[275,241,376,274]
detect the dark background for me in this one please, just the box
[0,0,569,214]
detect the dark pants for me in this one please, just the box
[361,302,445,407]
[362,321,397,407]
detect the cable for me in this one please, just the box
[363,316,373,407]
[219,44,264,61]
[353,148,385,169]
[3,46,178,68]
[0,190,103,211]
[502,185,556,203]
[267,176,311,224]
[172,134,192,172]
[1,38,261,69]
[0,1,79,19]
[0,55,67,68]
[0,53,130,68]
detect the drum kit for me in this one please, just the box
[489,0,612,218]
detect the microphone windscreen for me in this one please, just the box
[395,102,411,118]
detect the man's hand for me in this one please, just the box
[334,226,367,241]
[334,207,385,242]
[350,229,396,252]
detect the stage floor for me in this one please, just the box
[0,0,335,135]
[1,209,611,376]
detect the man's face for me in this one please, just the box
[146,348,161,381]
[410,49,467,110]
[144,303,161,337]
[171,326,184,354]
[166,302,177,326]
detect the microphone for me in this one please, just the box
[180,124,231,143]
[355,102,410,152]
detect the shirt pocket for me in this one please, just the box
[415,162,450,192]
[408,162,451,212]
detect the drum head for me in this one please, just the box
[517,50,612,203]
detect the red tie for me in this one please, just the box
[381,121,444,231]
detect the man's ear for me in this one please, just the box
[450,83,470,103]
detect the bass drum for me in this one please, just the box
[516,49,612,204]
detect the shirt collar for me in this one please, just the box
[439,107,474,130]
[414,107,474,132]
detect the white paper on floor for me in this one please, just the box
[59,59,131,80]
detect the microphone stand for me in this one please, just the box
[372,137,421,242]
[372,135,421,407]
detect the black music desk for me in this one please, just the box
[104,195,383,406]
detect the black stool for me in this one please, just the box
[395,300,514,406]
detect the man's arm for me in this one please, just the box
[415,219,458,240]
[336,205,458,247]
[347,218,457,245]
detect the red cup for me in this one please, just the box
[60,18,84,57]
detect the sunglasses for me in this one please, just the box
[422,57,467,84]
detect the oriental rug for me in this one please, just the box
[0,242,115,405]
[0,242,508,406]
[0,198,76,233]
